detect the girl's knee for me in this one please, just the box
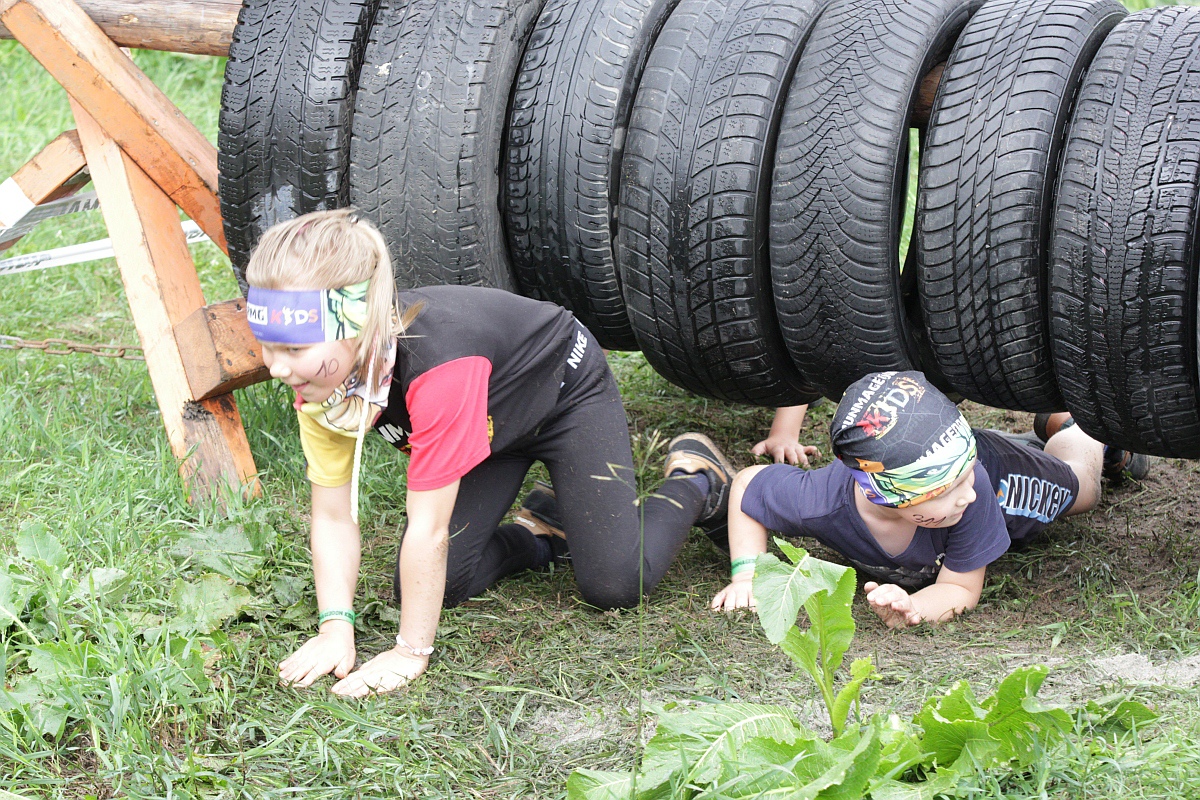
[577,576,641,610]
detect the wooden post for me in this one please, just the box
[72,100,259,500]
[0,0,228,254]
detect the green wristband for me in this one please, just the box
[318,608,357,628]
[730,556,757,577]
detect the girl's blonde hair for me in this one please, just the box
[245,209,419,386]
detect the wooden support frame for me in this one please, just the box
[1,0,264,503]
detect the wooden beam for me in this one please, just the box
[0,130,89,251]
[1,0,240,56]
[72,99,258,501]
[0,0,228,255]
[176,299,271,401]
[912,63,946,129]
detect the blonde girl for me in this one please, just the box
[247,210,734,696]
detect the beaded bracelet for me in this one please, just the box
[730,556,757,577]
[318,608,357,628]
[396,634,434,657]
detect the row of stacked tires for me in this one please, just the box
[217,0,1200,457]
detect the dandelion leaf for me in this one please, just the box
[168,574,252,634]
[0,571,36,632]
[16,523,66,569]
[69,567,130,604]
[169,525,263,583]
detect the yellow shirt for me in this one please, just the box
[297,410,356,487]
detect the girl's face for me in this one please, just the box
[260,338,358,404]
[893,460,979,528]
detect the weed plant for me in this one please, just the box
[2,3,1200,794]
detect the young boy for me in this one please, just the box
[710,371,1144,628]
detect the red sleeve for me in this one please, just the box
[405,356,493,491]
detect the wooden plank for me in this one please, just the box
[913,63,946,129]
[1,0,240,56]
[0,0,228,255]
[0,130,89,251]
[72,99,258,501]
[176,298,271,401]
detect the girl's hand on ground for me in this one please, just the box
[751,437,822,468]
[330,646,429,697]
[711,576,756,611]
[279,625,357,688]
[863,582,922,629]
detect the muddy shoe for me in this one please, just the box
[1102,447,1151,484]
[513,483,570,566]
[664,432,736,532]
[1033,411,1075,443]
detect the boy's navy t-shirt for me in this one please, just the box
[741,429,1078,589]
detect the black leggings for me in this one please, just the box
[394,326,705,610]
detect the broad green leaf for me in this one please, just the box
[640,703,806,789]
[831,657,878,736]
[806,565,857,691]
[980,666,1070,766]
[777,539,809,566]
[0,572,36,632]
[922,680,986,723]
[16,523,66,569]
[28,641,103,678]
[914,694,995,770]
[1083,696,1158,732]
[168,574,252,634]
[3,678,69,739]
[69,567,130,604]
[815,722,881,800]
[868,773,960,800]
[779,625,821,691]
[876,714,931,779]
[170,525,263,583]
[566,769,635,800]
[754,549,821,644]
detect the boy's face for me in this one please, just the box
[260,338,358,404]
[891,459,978,528]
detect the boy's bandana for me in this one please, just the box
[246,280,370,343]
[830,371,976,508]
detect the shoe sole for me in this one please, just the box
[665,432,736,482]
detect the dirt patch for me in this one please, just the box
[1092,653,1200,687]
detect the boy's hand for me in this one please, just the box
[864,582,923,629]
[279,623,357,688]
[330,646,428,697]
[711,574,757,611]
[751,436,821,468]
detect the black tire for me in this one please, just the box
[618,0,823,407]
[1049,6,1200,458]
[915,0,1126,412]
[769,0,983,399]
[504,0,678,350]
[218,0,380,292]
[351,0,542,292]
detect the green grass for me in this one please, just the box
[3,9,1200,797]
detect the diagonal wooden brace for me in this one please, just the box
[0,0,227,254]
[71,99,258,501]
